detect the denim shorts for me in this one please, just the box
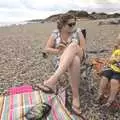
[102,69,120,81]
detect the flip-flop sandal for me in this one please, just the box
[33,84,55,94]
[71,106,86,120]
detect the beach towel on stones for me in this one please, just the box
[0,90,81,120]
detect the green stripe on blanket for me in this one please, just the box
[0,91,80,120]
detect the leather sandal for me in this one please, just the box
[33,83,55,94]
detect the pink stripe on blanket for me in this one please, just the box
[48,95,58,120]
[8,85,32,95]
[29,93,33,105]
[9,95,14,120]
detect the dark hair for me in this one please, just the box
[57,14,76,30]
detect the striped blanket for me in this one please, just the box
[0,90,80,120]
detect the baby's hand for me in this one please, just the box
[58,43,66,49]
[116,56,120,62]
[58,43,67,54]
[108,60,116,64]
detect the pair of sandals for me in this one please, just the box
[33,83,85,119]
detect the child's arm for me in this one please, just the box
[109,53,120,64]
[109,54,116,63]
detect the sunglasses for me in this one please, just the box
[67,22,76,27]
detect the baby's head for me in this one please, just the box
[114,34,120,49]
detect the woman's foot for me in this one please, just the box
[33,77,57,94]
[72,105,82,115]
[72,99,81,115]
[71,105,86,120]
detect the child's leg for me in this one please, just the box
[97,76,109,98]
[107,79,119,104]
[97,69,113,100]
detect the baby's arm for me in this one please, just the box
[108,54,117,64]
[109,54,120,64]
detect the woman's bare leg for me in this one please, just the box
[44,42,83,86]
[68,56,81,112]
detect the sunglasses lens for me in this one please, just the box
[68,22,76,27]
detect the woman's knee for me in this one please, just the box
[69,43,83,56]
[67,42,79,51]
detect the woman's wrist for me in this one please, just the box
[45,48,59,55]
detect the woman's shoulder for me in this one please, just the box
[76,28,81,32]
[72,28,81,33]
[51,29,60,38]
[52,29,59,34]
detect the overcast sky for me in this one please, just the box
[0,0,120,22]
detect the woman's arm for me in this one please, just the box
[79,31,86,50]
[44,35,59,55]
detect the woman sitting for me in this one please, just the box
[36,14,86,116]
